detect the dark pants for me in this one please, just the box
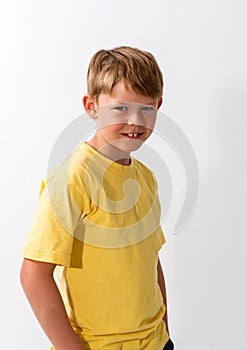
[163,338,174,350]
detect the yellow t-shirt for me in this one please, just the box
[22,142,169,350]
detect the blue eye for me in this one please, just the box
[142,106,156,112]
[114,106,128,112]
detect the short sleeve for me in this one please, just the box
[22,173,83,267]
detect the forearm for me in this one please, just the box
[157,258,170,336]
[20,259,85,350]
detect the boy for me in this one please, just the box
[20,46,174,350]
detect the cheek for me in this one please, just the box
[143,129,153,140]
[97,115,123,128]
[98,123,124,135]
[147,116,157,128]
[144,118,156,133]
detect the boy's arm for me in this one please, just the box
[157,257,170,336]
[20,258,86,350]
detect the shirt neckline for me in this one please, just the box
[80,142,135,172]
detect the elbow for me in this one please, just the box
[20,258,36,294]
[20,258,56,293]
[20,259,29,292]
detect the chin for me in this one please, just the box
[115,139,145,153]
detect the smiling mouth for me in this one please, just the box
[121,132,144,139]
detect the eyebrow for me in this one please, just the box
[113,101,157,106]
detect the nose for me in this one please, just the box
[127,109,144,126]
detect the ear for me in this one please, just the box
[157,97,163,110]
[82,94,98,120]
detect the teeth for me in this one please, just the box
[128,133,138,138]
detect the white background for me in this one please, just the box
[1,0,247,349]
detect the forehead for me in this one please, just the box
[97,82,158,106]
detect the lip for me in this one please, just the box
[121,132,144,139]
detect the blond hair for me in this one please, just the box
[87,46,163,99]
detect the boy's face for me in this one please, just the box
[83,82,162,161]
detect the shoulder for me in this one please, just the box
[68,142,95,188]
[132,158,158,189]
[44,142,92,194]
[133,158,152,172]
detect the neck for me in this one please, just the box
[87,137,131,166]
